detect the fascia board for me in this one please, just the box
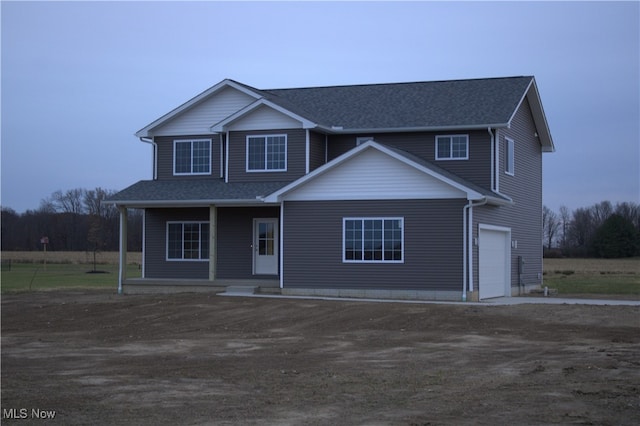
[210,98,316,132]
[507,78,555,153]
[135,79,263,138]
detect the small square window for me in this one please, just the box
[246,135,287,172]
[436,135,468,160]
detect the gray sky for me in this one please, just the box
[2,1,639,214]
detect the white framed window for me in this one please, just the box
[246,135,287,172]
[343,217,404,263]
[166,222,209,261]
[505,138,515,175]
[356,136,375,146]
[436,135,469,160]
[174,139,211,175]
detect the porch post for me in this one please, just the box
[209,205,217,281]
[118,206,128,295]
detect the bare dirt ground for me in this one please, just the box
[2,290,639,425]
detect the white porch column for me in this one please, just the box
[118,206,128,295]
[209,205,217,281]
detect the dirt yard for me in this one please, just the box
[2,291,639,425]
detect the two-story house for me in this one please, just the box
[106,76,554,301]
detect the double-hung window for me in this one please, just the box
[246,135,287,172]
[167,222,209,261]
[436,135,468,160]
[174,139,211,175]
[505,138,515,175]
[343,218,404,263]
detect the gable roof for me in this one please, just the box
[136,76,554,151]
[265,141,512,205]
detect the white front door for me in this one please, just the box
[253,218,278,275]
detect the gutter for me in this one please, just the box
[139,137,157,180]
[315,123,510,135]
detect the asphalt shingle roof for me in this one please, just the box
[106,179,291,205]
[259,76,533,130]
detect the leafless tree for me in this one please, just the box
[543,206,560,249]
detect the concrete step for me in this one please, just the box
[222,285,258,295]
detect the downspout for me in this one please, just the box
[463,198,489,301]
[139,137,157,180]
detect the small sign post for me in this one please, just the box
[40,237,49,271]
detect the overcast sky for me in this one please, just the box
[2,1,639,214]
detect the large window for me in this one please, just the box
[174,139,211,175]
[246,135,287,172]
[436,135,468,160]
[505,138,515,175]
[167,222,209,261]
[343,218,404,263]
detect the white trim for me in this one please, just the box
[173,139,212,176]
[342,217,404,264]
[305,129,310,174]
[219,134,224,179]
[505,137,515,176]
[279,204,284,288]
[141,208,146,278]
[246,134,288,172]
[435,134,469,160]
[225,131,230,182]
[166,221,210,262]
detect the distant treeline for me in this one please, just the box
[1,188,142,252]
[2,188,638,258]
[543,201,640,258]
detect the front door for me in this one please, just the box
[253,218,278,275]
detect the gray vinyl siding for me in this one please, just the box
[282,199,466,291]
[309,131,326,172]
[473,99,543,291]
[227,129,306,182]
[216,206,280,279]
[144,208,210,279]
[155,135,221,180]
[326,131,492,189]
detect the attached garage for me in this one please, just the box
[478,225,511,299]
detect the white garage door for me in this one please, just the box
[479,227,510,299]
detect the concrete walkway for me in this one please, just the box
[219,292,640,306]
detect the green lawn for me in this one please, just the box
[1,263,142,293]
[543,272,640,296]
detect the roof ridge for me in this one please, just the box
[264,76,533,92]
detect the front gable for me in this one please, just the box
[136,79,262,138]
[266,141,475,202]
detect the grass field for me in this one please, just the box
[1,251,141,293]
[543,257,639,297]
[1,252,638,297]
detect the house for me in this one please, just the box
[105,76,554,301]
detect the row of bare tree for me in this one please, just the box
[543,201,640,258]
[1,188,142,252]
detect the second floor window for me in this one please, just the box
[436,135,468,160]
[246,135,287,172]
[174,139,211,175]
